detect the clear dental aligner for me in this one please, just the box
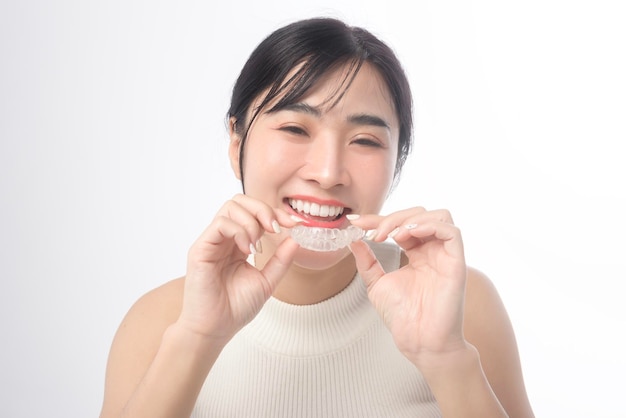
[290,225,365,252]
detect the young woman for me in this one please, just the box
[99,17,534,418]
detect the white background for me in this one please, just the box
[1,1,625,417]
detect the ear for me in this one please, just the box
[228,117,242,180]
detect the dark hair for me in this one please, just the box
[228,17,413,187]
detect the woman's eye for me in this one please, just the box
[353,138,382,148]
[280,125,307,135]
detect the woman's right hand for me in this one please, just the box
[176,194,300,343]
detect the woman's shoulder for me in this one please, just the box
[124,277,185,328]
[108,277,185,360]
[398,248,511,343]
[100,279,186,416]
[462,267,535,415]
[463,266,507,321]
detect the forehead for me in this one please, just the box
[307,63,394,109]
[249,62,395,108]
[255,62,399,129]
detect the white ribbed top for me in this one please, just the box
[191,242,441,418]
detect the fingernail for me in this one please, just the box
[272,220,281,233]
[290,215,305,223]
[346,214,360,221]
[249,243,257,255]
[388,227,400,238]
[405,223,418,230]
[255,239,263,254]
[365,229,378,240]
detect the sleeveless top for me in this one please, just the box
[191,241,441,417]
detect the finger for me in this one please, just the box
[212,199,268,253]
[273,207,305,229]
[212,198,262,237]
[191,216,257,259]
[229,194,283,235]
[349,208,454,241]
[393,221,465,259]
[348,240,386,289]
[215,196,293,250]
[258,237,300,296]
[193,196,299,261]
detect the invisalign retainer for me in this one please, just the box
[290,225,365,252]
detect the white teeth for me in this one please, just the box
[289,199,344,218]
[310,203,320,216]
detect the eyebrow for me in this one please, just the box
[274,102,391,131]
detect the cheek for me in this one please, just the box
[351,156,396,209]
[242,138,299,189]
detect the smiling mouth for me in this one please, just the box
[287,198,347,222]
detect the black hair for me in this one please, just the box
[228,17,413,188]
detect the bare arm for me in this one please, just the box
[99,278,226,418]
[407,267,534,417]
[349,208,534,417]
[462,267,535,417]
[99,195,300,418]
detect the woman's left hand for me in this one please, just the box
[348,207,468,365]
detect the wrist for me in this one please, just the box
[408,344,507,417]
[166,320,231,355]
[156,322,230,386]
[408,342,480,383]
[119,321,230,418]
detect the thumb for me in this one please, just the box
[349,241,386,289]
[259,237,299,296]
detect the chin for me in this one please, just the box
[261,230,353,271]
[291,246,352,270]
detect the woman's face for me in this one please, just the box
[230,63,399,269]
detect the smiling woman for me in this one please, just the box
[99,17,535,418]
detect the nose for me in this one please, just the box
[301,135,350,189]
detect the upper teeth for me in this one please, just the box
[289,199,344,218]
